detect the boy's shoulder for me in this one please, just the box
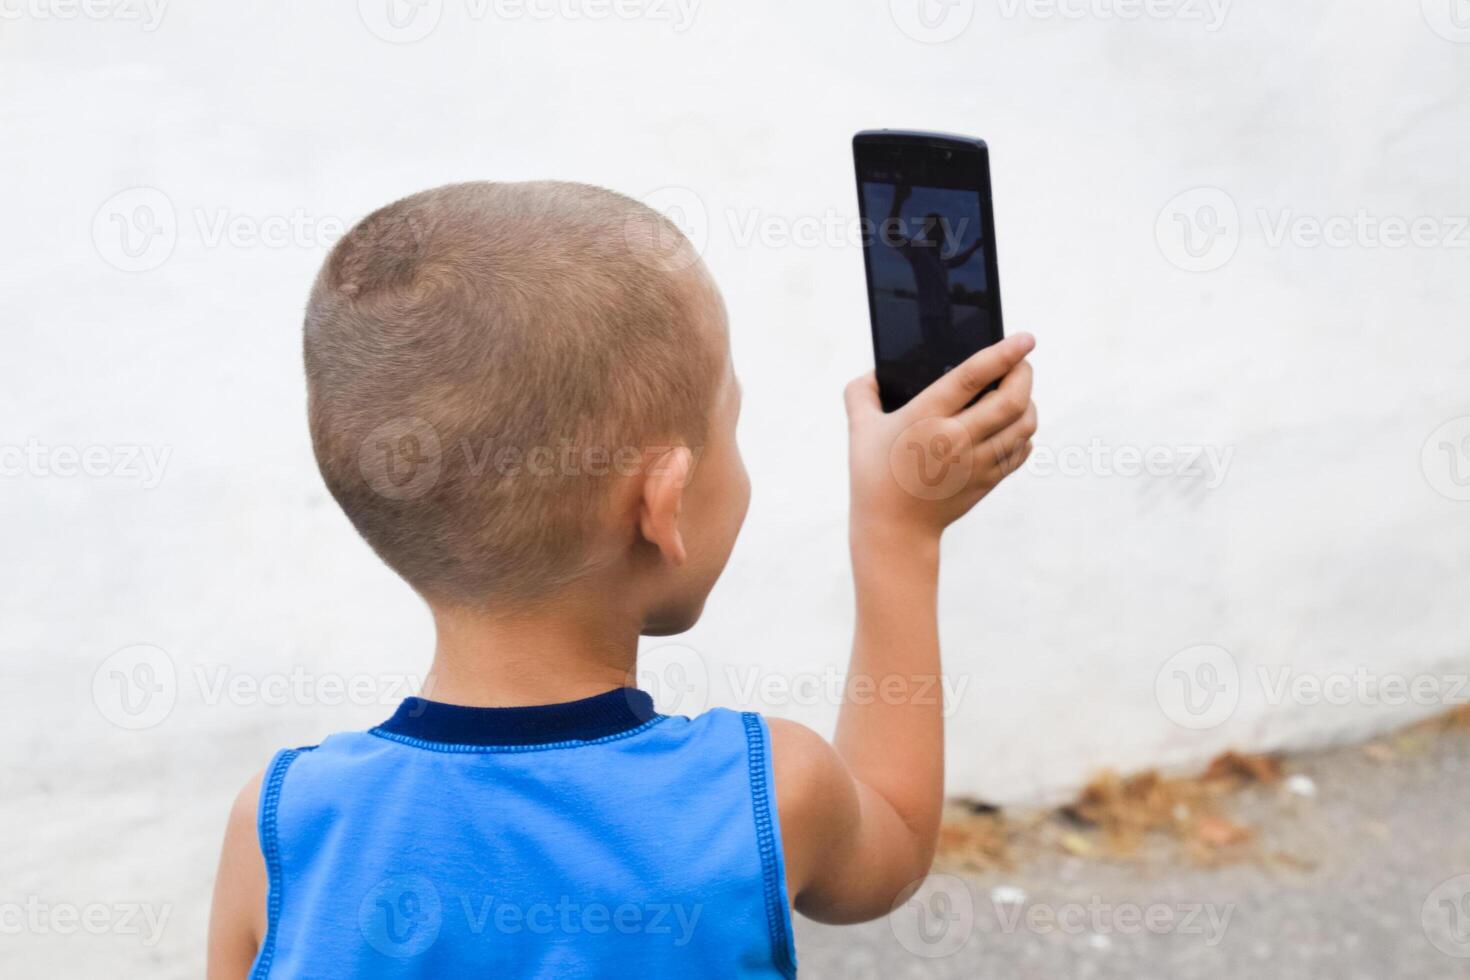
[764,718,863,901]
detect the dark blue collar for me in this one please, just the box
[376,688,657,746]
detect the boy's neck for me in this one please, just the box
[422,591,642,708]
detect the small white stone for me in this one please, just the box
[1087,933,1112,951]
[1284,774,1318,798]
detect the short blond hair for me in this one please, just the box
[305,181,725,604]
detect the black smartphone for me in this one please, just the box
[854,130,1005,412]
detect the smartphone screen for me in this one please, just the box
[854,131,1004,412]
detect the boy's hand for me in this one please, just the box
[844,333,1037,542]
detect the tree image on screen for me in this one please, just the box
[863,181,992,399]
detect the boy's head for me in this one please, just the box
[305,181,748,631]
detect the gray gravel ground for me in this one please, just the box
[795,726,1470,979]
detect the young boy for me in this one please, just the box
[207,181,1036,978]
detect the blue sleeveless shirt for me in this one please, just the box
[249,689,798,978]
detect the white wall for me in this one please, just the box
[3,2,1469,972]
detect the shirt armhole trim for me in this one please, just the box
[742,712,799,979]
[247,746,308,980]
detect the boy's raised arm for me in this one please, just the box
[772,333,1037,923]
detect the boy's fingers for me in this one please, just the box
[844,372,882,422]
[1002,439,1035,477]
[909,333,1035,417]
[959,359,1033,441]
[977,400,1037,474]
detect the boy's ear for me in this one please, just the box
[638,446,694,567]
